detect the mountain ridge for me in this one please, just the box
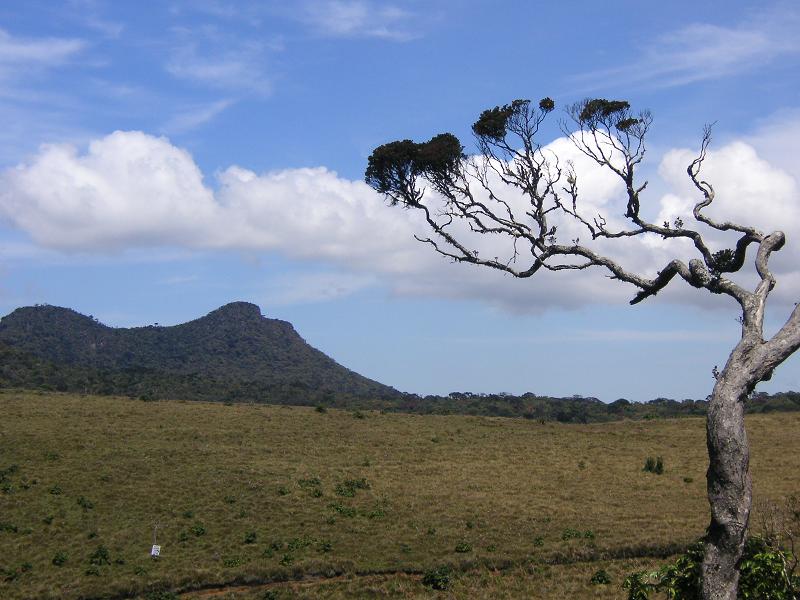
[0,302,400,404]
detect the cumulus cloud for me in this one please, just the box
[0,128,797,312]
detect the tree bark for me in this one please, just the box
[701,370,752,599]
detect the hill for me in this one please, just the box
[0,302,400,405]
[1,302,798,420]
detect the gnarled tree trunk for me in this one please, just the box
[702,372,752,599]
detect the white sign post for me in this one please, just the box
[151,544,161,557]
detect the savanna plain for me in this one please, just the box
[1,390,798,599]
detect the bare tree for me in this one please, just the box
[365,97,800,599]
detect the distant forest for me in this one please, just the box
[1,302,798,423]
[2,339,798,423]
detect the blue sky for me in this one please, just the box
[0,0,799,401]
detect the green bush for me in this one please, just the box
[623,537,799,599]
[335,477,370,497]
[422,565,452,591]
[88,545,110,566]
[643,456,664,474]
[144,591,178,600]
[590,569,611,585]
[454,541,472,553]
[52,551,68,566]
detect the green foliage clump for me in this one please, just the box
[422,565,452,591]
[579,98,631,123]
[590,568,611,585]
[77,495,94,510]
[189,522,206,537]
[643,456,664,474]
[0,521,18,533]
[365,134,463,203]
[335,478,370,497]
[711,248,738,275]
[144,591,178,600]
[472,99,529,140]
[328,502,356,517]
[454,541,472,553]
[623,537,799,599]
[222,556,244,568]
[52,551,68,566]
[88,545,111,566]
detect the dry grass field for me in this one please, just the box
[1,390,798,599]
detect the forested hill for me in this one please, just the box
[1,302,798,421]
[0,302,401,404]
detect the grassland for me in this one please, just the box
[1,390,798,599]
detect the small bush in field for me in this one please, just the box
[52,551,68,566]
[422,565,452,591]
[88,545,110,566]
[454,541,472,553]
[590,569,611,585]
[643,456,664,474]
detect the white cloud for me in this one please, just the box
[0,29,85,69]
[166,30,272,94]
[572,4,800,90]
[161,99,234,134]
[300,1,416,41]
[0,128,797,312]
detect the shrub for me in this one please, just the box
[422,565,452,591]
[315,405,327,413]
[590,569,611,585]
[190,522,206,537]
[454,541,472,553]
[52,551,68,566]
[0,522,18,533]
[244,531,257,544]
[643,456,665,474]
[329,502,357,517]
[335,478,370,497]
[77,496,94,510]
[623,536,799,599]
[279,553,294,566]
[144,592,178,600]
[89,545,111,566]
